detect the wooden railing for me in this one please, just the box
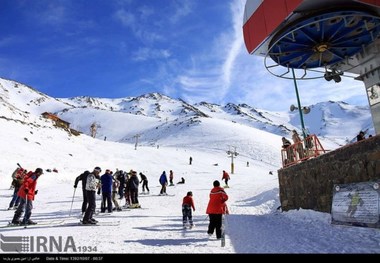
[281,134,326,168]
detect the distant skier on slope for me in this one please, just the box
[177,177,185,184]
[139,172,150,194]
[222,170,230,188]
[159,171,168,195]
[169,170,174,186]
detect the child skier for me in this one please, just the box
[222,170,230,188]
[182,191,195,228]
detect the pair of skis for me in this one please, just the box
[78,220,120,226]
[1,220,65,229]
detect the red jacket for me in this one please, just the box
[206,186,228,214]
[222,171,230,180]
[182,196,195,210]
[17,172,40,200]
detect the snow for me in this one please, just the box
[1,117,379,256]
[0,78,379,257]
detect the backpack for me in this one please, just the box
[14,177,24,188]
[12,168,27,188]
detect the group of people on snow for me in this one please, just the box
[7,165,230,241]
[74,167,151,224]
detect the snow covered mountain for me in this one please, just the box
[0,77,373,150]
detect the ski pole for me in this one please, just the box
[69,188,76,217]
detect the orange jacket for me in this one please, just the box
[206,186,228,214]
[17,172,40,200]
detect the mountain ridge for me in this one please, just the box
[0,77,374,149]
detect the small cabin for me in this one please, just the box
[41,112,70,129]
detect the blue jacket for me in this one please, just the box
[101,173,113,193]
[159,172,168,185]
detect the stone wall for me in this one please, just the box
[278,134,380,213]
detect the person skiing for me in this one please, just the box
[128,170,140,208]
[9,166,21,189]
[111,176,122,211]
[206,180,228,240]
[123,172,131,207]
[159,171,168,195]
[11,168,44,225]
[139,172,149,194]
[115,169,125,199]
[222,170,230,188]
[100,169,113,213]
[74,170,90,214]
[182,191,195,228]
[169,170,174,186]
[8,168,27,210]
[177,177,185,184]
[82,167,101,224]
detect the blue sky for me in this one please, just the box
[0,0,370,111]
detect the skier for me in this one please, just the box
[74,170,90,214]
[159,171,168,195]
[8,168,27,210]
[189,156,192,165]
[82,167,101,224]
[11,168,44,225]
[182,191,195,228]
[9,166,21,189]
[123,172,131,208]
[206,180,228,240]
[222,170,230,188]
[177,177,185,184]
[111,176,122,211]
[115,170,125,199]
[128,170,140,208]
[139,172,150,194]
[100,169,113,213]
[169,170,174,186]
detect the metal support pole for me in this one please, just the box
[227,146,238,174]
[292,68,307,139]
[231,155,234,174]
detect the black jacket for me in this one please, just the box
[74,170,90,190]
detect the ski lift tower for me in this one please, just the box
[243,0,380,135]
